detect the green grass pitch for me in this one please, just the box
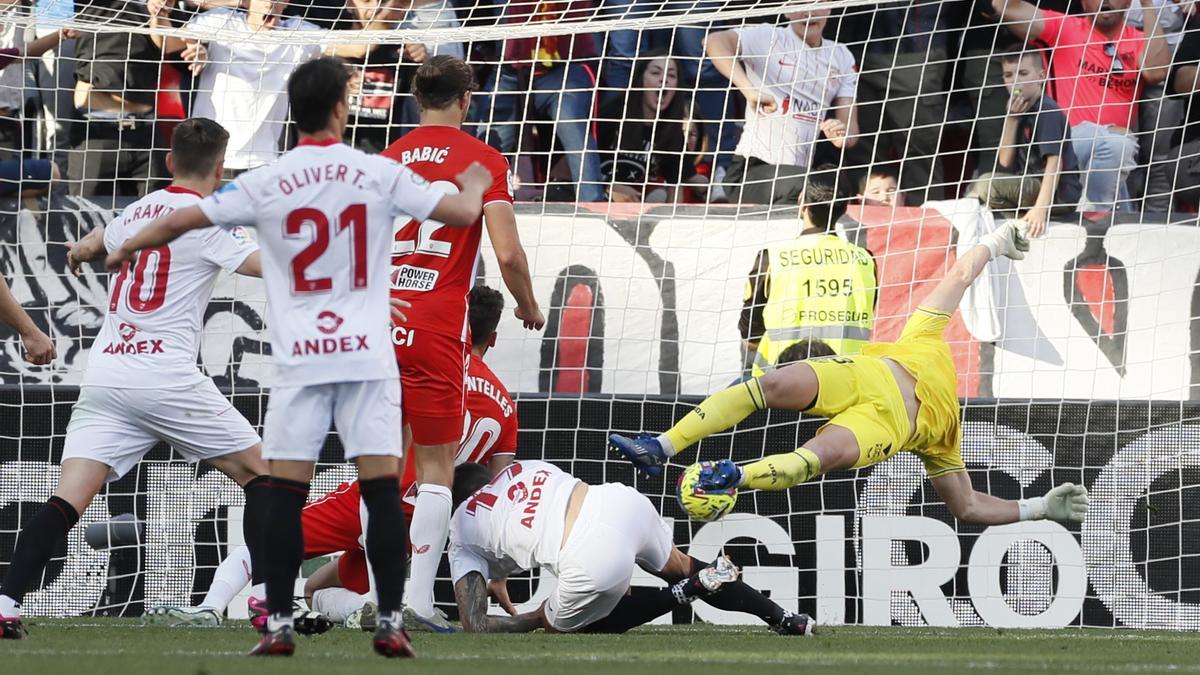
[7,619,1200,674]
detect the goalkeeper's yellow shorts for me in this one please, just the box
[805,307,965,478]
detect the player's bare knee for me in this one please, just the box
[210,445,268,486]
[805,432,858,474]
[413,442,457,486]
[270,459,316,483]
[353,454,399,481]
[239,442,268,475]
[54,458,110,513]
[758,363,818,410]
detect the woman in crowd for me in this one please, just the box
[597,49,708,203]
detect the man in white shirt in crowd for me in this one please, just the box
[706,9,859,205]
[153,0,393,176]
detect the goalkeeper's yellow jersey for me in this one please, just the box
[860,307,963,477]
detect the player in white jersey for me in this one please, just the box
[105,57,493,658]
[449,460,815,635]
[0,119,271,640]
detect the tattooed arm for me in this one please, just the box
[454,572,547,633]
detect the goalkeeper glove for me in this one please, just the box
[1019,483,1089,523]
[981,220,1031,261]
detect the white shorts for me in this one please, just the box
[62,381,261,483]
[262,379,402,462]
[544,483,673,632]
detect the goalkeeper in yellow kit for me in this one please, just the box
[611,221,1089,525]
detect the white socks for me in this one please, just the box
[267,613,293,631]
[200,545,253,612]
[0,594,20,618]
[311,587,369,622]
[655,434,677,457]
[405,483,453,616]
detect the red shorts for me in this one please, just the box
[304,480,416,596]
[336,549,370,595]
[394,328,469,446]
[303,482,363,558]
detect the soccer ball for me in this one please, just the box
[676,461,737,522]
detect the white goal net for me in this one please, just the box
[2,0,1200,629]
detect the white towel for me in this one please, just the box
[924,199,1063,365]
[926,199,1004,341]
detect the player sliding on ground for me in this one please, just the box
[105,56,493,658]
[612,221,1090,526]
[0,119,271,639]
[448,460,815,635]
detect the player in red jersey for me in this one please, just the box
[398,286,518,520]
[381,55,543,631]
[145,286,519,630]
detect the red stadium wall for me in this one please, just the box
[853,205,982,398]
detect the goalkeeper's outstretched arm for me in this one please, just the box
[931,471,1088,525]
[918,222,1028,316]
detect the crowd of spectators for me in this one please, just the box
[2,0,1200,221]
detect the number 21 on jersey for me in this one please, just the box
[284,204,368,295]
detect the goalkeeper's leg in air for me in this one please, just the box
[611,221,1089,526]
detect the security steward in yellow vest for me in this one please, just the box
[740,178,877,376]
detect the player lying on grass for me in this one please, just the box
[612,221,1090,526]
[0,119,272,640]
[449,460,815,635]
[145,286,518,631]
[382,56,544,634]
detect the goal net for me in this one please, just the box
[1,0,1199,629]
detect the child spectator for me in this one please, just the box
[989,0,1172,212]
[967,49,1082,237]
[679,98,714,203]
[0,22,69,197]
[858,166,904,207]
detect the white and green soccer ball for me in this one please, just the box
[676,461,737,522]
